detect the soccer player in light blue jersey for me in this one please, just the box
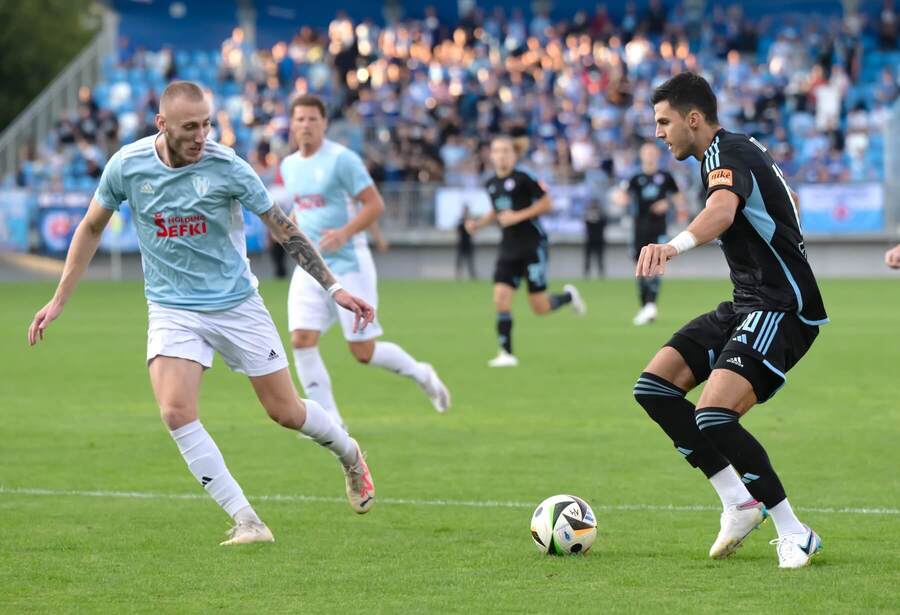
[277,95,450,427]
[28,82,377,545]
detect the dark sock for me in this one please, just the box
[633,373,729,478]
[646,276,661,304]
[695,407,787,508]
[549,292,572,311]
[637,278,649,306]
[496,312,512,354]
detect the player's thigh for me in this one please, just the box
[717,310,819,406]
[148,356,204,429]
[249,367,305,428]
[205,293,290,377]
[696,368,757,415]
[524,243,549,296]
[493,256,522,307]
[658,301,740,388]
[335,260,384,344]
[642,346,697,391]
[288,265,336,336]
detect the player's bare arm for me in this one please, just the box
[466,208,497,234]
[636,189,739,278]
[28,200,114,346]
[320,184,385,252]
[497,195,552,227]
[261,205,375,331]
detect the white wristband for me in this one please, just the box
[327,283,343,297]
[667,231,697,255]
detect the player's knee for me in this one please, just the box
[349,342,374,364]
[260,394,303,428]
[633,371,685,408]
[159,401,197,430]
[291,330,318,349]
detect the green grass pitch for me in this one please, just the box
[2,277,898,613]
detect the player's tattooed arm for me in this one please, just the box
[261,206,336,288]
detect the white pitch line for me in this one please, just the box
[0,486,897,516]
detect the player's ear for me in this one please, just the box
[155,113,166,133]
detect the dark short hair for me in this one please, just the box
[290,94,327,118]
[651,72,718,124]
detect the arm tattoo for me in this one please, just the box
[263,207,335,288]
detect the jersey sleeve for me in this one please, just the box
[94,151,126,211]
[703,148,752,205]
[229,155,274,215]
[522,172,547,201]
[336,149,374,198]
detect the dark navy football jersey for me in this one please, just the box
[485,169,548,255]
[700,129,827,325]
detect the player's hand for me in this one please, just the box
[650,199,669,215]
[374,236,390,253]
[320,228,350,252]
[332,289,375,333]
[464,219,478,234]
[885,245,900,269]
[497,210,521,227]
[636,243,677,278]
[28,298,64,346]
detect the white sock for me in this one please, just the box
[709,466,754,509]
[769,499,806,537]
[170,420,254,519]
[293,347,345,427]
[299,398,357,466]
[370,341,428,384]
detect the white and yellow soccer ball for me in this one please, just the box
[530,494,597,555]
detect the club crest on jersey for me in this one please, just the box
[504,178,516,191]
[708,169,733,187]
[192,175,210,197]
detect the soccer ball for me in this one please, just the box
[530,494,597,555]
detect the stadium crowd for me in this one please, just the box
[8,1,900,201]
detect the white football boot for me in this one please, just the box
[633,302,658,326]
[770,525,822,569]
[220,520,275,546]
[488,350,519,367]
[418,362,451,413]
[709,499,767,559]
[563,284,587,316]
[343,439,375,514]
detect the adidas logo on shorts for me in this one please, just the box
[267,349,279,360]
[726,356,744,368]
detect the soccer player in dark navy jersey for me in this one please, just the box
[466,135,586,367]
[633,72,827,569]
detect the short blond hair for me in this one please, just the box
[160,81,205,112]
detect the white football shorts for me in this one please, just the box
[287,248,384,342]
[147,292,289,377]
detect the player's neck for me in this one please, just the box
[299,139,324,158]
[641,165,658,175]
[693,124,722,160]
[155,134,193,168]
[495,168,514,178]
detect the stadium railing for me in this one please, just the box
[0,9,118,181]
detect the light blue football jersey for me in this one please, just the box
[278,139,374,274]
[94,135,274,311]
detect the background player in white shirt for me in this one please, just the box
[27,82,377,546]
[279,95,450,427]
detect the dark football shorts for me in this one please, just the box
[665,301,819,403]
[632,229,668,262]
[493,242,549,293]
